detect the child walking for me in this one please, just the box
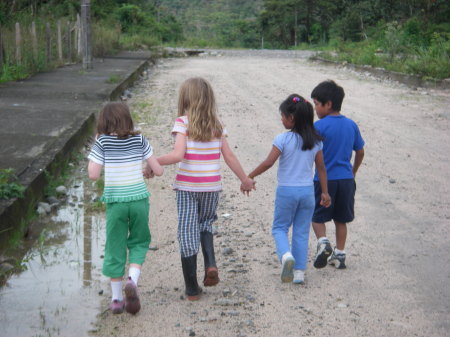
[247,94,331,284]
[88,102,163,314]
[310,80,365,269]
[154,77,255,300]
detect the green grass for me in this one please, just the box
[105,74,121,84]
[0,168,25,200]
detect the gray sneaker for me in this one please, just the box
[313,239,332,269]
[328,250,346,269]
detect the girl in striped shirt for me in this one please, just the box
[152,77,255,300]
[88,102,163,314]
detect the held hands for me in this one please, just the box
[143,166,154,179]
[240,177,256,196]
[320,192,331,208]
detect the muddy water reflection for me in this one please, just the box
[0,181,107,337]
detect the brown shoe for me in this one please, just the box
[203,267,219,287]
[187,286,203,301]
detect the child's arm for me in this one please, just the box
[315,150,331,207]
[247,146,280,180]
[221,137,255,194]
[88,161,102,181]
[146,155,164,176]
[157,133,187,165]
[352,148,364,177]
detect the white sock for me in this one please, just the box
[334,248,346,255]
[318,237,329,243]
[128,267,141,285]
[111,281,123,301]
[281,251,293,263]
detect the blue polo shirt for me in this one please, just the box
[313,115,364,181]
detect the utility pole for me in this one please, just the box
[81,0,92,69]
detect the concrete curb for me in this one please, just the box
[0,52,154,244]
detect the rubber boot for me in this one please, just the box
[201,231,219,286]
[181,255,202,301]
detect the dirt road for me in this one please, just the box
[91,50,450,337]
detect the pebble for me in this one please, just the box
[0,262,14,273]
[37,205,48,215]
[47,196,60,205]
[223,288,231,296]
[55,185,67,195]
[215,298,237,306]
[389,178,396,184]
[223,247,234,255]
[38,202,51,213]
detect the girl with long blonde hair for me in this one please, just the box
[152,77,254,300]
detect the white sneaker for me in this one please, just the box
[293,270,305,284]
[281,252,295,283]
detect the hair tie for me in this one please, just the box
[292,97,301,103]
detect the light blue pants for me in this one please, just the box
[272,185,315,270]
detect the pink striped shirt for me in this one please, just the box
[172,116,226,192]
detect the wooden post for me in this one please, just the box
[76,14,81,57]
[81,0,92,69]
[0,27,4,74]
[57,20,63,62]
[46,22,51,64]
[15,22,21,65]
[31,21,38,61]
[67,21,72,62]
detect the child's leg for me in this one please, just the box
[127,197,151,283]
[291,186,315,271]
[312,181,335,268]
[334,221,347,250]
[198,192,219,233]
[331,179,355,251]
[272,186,296,261]
[198,192,220,286]
[176,191,201,257]
[104,202,128,286]
[176,191,202,299]
[104,202,129,313]
[111,278,123,301]
[312,221,327,239]
[124,198,150,314]
[273,186,297,283]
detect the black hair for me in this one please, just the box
[279,94,322,151]
[311,80,345,112]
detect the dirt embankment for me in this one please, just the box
[91,50,450,337]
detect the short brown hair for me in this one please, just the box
[96,102,140,138]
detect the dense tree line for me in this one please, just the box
[1,0,449,79]
[2,0,448,48]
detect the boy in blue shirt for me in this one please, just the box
[310,80,365,269]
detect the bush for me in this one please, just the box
[0,169,24,200]
[92,22,121,57]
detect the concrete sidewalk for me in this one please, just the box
[0,51,154,242]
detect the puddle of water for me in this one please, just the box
[0,181,107,337]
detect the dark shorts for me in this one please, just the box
[312,179,356,223]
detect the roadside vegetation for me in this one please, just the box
[0,0,449,82]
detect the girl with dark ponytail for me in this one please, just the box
[247,94,331,285]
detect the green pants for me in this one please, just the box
[103,197,151,278]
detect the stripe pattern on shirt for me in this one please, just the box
[172,116,225,192]
[88,134,153,203]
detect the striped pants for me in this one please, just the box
[176,190,220,257]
